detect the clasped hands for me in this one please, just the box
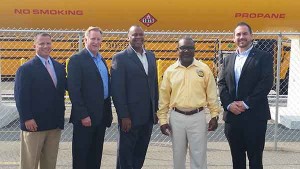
[229,101,246,115]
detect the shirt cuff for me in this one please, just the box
[158,119,168,126]
[243,101,249,109]
[227,103,231,111]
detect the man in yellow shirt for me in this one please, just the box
[157,37,221,169]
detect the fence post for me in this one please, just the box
[78,32,84,52]
[0,56,2,102]
[274,33,282,151]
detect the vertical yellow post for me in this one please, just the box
[20,58,26,65]
[157,59,163,85]
[65,58,70,102]
[65,58,70,73]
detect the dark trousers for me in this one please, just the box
[72,123,106,169]
[225,120,267,169]
[116,122,153,169]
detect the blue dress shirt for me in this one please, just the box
[86,48,109,99]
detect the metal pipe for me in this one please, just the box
[274,33,282,150]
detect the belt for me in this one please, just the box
[173,107,204,115]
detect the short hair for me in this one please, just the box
[178,37,195,47]
[34,32,51,43]
[84,26,103,38]
[235,22,252,34]
[128,25,143,34]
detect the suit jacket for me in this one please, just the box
[111,47,158,127]
[67,48,112,127]
[14,56,66,131]
[218,47,274,122]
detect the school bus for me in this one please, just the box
[1,0,299,94]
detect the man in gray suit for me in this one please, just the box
[111,25,159,169]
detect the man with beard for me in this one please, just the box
[157,37,221,169]
[218,22,273,169]
[111,25,159,169]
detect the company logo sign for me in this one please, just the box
[139,13,157,27]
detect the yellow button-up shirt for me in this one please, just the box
[157,59,222,125]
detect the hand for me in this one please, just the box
[121,118,131,132]
[160,124,172,136]
[208,117,218,131]
[81,116,92,127]
[25,119,38,132]
[235,101,246,111]
[229,102,244,115]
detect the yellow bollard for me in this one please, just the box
[65,58,70,102]
[157,59,163,86]
[65,58,70,73]
[20,58,27,65]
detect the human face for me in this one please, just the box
[34,35,52,59]
[85,30,102,56]
[128,26,144,52]
[234,25,253,51]
[178,39,195,67]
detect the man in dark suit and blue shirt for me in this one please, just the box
[67,26,113,169]
[14,32,66,169]
[111,25,159,169]
[218,22,274,169]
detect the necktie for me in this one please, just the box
[45,60,57,87]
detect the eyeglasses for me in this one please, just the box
[178,46,195,51]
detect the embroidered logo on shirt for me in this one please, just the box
[196,69,204,77]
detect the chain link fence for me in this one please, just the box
[0,29,300,168]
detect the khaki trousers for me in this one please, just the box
[20,128,61,169]
[170,109,208,169]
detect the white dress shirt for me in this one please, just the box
[130,45,148,75]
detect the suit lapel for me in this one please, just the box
[228,53,237,90]
[146,51,154,76]
[127,48,147,75]
[33,56,45,68]
[240,48,255,80]
[33,56,57,88]
[83,49,102,79]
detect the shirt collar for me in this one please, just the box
[175,58,199,68]
[86,47,101,58]
[130,45,146,55]
[236,45,253,56]
[36,54,51,65]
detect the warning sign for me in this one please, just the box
[139,13,157,27]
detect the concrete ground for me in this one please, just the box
[0,141,300,169]
[1,88,299,168]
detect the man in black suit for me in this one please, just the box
[111,25,159,169]
[67,26,112,169]
[218,22,274,169]
[14,32,66,169]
